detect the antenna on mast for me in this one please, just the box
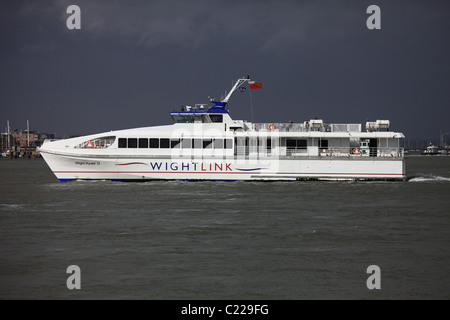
[209,75,255,110]
[221,76,252,104]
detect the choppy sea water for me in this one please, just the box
[0,156,449,299]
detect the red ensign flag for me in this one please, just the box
[248,81,262,89]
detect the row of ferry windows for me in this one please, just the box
[118,138,233,149]
[286,139,327,149]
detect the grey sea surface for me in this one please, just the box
[0,156,449,299]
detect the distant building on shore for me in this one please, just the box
[1,130,55,157]
[12,130,55,148]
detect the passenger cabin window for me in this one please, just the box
[171,139,180,148]
[193,139,202,149]
[287,139,307,150]
[181,138,191,148]
[150,138,159,148]
[286,139,296,149]
[160,138,170,148]
[319,139,328,149]
[128,138,138,148]
[115,137,233,150]
[224,139,233,149]
[118,138,127,148]
[203,139,213,149]
[297,140,307,149]
[139,138,148,148]
[214,139,224,149]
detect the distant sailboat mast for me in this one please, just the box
[7,120,11,153]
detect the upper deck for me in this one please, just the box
[170,105,400,135]
[253,122,361,133]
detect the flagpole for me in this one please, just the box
[249,88,254,123]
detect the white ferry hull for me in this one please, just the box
[41,152,405,181]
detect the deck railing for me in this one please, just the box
[254,123,308,132]
[253,123,362,133]
[233,147,404,158]
[287,147,404,158]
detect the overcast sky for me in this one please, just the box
[1,0,449,139]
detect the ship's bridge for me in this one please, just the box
[170,104,232,124]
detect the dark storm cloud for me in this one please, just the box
[12,0,370,53]
[1,0,449,140]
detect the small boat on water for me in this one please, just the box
[39,76,406,181]
[421,145,439,155]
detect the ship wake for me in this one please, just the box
[406,174,450,182]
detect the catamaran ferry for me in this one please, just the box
[39,77,405,181]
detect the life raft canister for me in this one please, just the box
[86,141,94,148]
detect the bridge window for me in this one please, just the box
[172,114,210,123]
[210,115,223,123]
